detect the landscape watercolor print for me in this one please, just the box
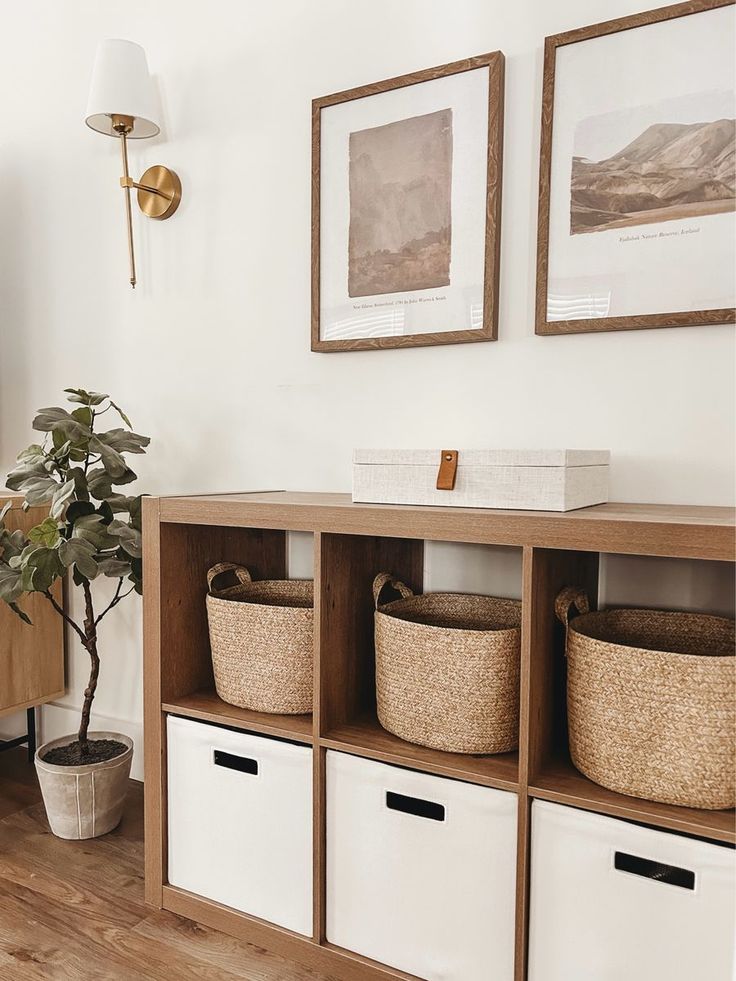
[570,90,735,235]
[348,109,453,297]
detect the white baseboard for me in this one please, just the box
[40,703,144,781]
[0,711,27,741]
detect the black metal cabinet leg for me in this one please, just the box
[26,707,36,762]
[0,706,38,761]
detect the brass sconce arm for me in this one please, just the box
[111,114,181,289]
[119,175,176,200]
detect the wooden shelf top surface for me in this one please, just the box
[163,689,313,744]
[152,491,735,560]
[322,713,519,792]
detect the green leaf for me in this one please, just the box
[4,543,64,598]
[50,479,76,520]
[66,500,96,525]
[20,563,36,592]
[52,428,71,453]
[72,513,118,551]
[20,475,58,506]
[16,444,46,464]
[95,428,150,454]
[128,555,143,595]
[0,501,12,523]
[51,439,72,460]
[71,406,93,427]
[110,401,132,427]
[107,494,136,513]
[97,557,132,578]
[64,388,108,406]
[96,501,114,524]
[129,496,143,530]
[53,417,90,445]
[67,467,89,501]
[33,406,79,432]
[28,517,61,547]
[23,546,64,592]
[0,565,23,603]
[64,388,89,404]
[59,538,98,579]
[89,435,127,478]
[111,468,137,487]
[108,520,142,558]
[33,407,89,445]
[6,458,50,492]
[0,528,26,563]
[87,467,113,500]
[87,466,137,500]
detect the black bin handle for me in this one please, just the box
[386,790,445,822]
[213,750,259,776]
[614,851,695,890]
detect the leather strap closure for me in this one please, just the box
[436,449,459,491]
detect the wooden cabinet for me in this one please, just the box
[143,491,735,981]
[0,496,65,725]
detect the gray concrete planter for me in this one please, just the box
[34,731,133,840]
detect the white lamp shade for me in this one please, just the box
[85,39,160,138]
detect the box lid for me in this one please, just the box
[353,449,610,468]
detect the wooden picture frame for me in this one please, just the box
[536,0,736,336]
[312,53,505,352]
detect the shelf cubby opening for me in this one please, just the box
[318,533,523,790]
[525,547,735,844]
[157,521,314,741]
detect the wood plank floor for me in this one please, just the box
[0,749,335,981]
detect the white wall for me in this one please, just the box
[1,0,733,777]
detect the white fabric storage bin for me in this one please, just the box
[528,801,736,981]
[353,448,610,512]
[167,715,312,936]
[326,750,517,981]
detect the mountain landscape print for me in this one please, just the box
[348,108,453,297]
[570,100,736,235]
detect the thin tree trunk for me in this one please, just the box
[78,579,99,754]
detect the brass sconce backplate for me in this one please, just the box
[137,165,182,220]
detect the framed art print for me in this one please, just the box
[312,53,505,352]
[536,0,736,335]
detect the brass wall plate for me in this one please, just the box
[137,165,182,220]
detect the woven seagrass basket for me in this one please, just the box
[556,586,736,810]
[206,563,313,714]
[373,573,522,754]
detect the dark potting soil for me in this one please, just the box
[42,738,128,766]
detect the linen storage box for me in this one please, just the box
[353,448,610,511]
[374,573,521,754]
[206,563,313,714]
[528,801,736,981]
[556,586,736,809]
[326,751,517,981]
[167,715,312,935]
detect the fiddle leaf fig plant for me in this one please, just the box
[0,389,149,757]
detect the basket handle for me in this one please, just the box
[554,586,590,631]
[373,572,414,610]
[207,563,252,594]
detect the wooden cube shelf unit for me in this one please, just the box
[143,492,736,981]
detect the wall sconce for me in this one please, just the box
[85,40,181,288]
